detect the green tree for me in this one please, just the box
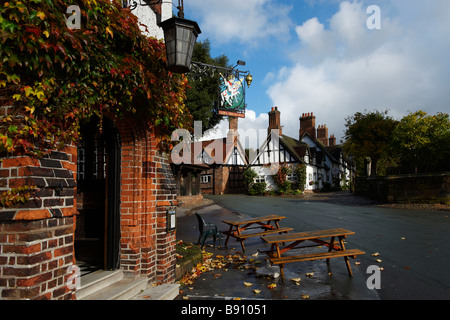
[243,167,257,190]
[390,111,450,173]
[294,164,307,192]
[343,110,398,176]
[185,40,229,132]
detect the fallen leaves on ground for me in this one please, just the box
[178,250,249,286]
[267,283,277,289]
[371,252,380,257]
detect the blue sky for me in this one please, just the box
[179,0,450,147]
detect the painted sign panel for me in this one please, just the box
[218,73,245,117]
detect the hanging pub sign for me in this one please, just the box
[218,73,246,118]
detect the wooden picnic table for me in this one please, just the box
[222,214,292,252]
[261,228,365,282]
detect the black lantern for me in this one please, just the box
[126,0,201,73]
[160,17,201,74]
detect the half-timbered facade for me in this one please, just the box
[250,107,353,192]
[171,117,249,195]
[198,132,249,195]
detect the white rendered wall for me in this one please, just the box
[131,0,173,40]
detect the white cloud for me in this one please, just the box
[201,110,269,150]
[267,0,450,141]
[295,17,335,61]
[186,0,293,45]
[193,0,450,147]
[329,1,367,46]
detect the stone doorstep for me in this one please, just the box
[81,276,149,300]
[76,269,124,300]
[131,283,180,300]
[76,269,179,300]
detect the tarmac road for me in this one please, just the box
[176,199,379,300]
[205,192,450,300]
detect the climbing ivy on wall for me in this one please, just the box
[0,0,192,156]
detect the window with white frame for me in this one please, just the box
[201,175,212,184]
[254,175,266,183]
[287,171,297,182]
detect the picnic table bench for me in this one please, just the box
[261,228,365,282]
[222,215,292,252]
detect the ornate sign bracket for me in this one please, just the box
[189,61,251,84]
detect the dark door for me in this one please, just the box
[75,116,121,271]
[228,166,245,192]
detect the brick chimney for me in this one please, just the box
[329,134,336,146]
[299,112,316,139]
[268,106,282,135]
[317,124,329,146]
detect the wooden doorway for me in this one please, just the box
[228,166,245,193]
[75,116,121,272]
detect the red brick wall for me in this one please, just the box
[0,217,75,300]
[0,106,178,299]
[0,139,78,300]
[110,118,177,283]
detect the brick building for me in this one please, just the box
[0,109,178,300]
[198,117,248,195]
[171,117,248,196]
[250,107,354,192]
[0,2,178,300]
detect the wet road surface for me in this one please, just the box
[202,193,450,300]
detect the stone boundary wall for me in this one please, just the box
[355,172,450,205]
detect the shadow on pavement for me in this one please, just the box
[175,201,380,300]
